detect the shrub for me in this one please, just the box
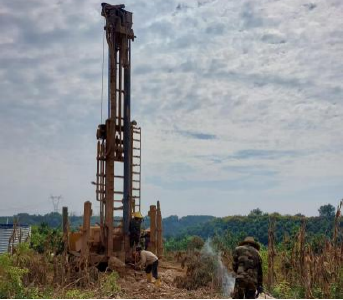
[100,271,120,297]
[174,252,218,290]
[0,253,28,298]
[30,223,63,255]
[187,236,205,251]
[64,289,95,299]
[271,281,305,298]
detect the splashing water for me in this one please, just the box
[218,252,236,297]
[201,239,236,297]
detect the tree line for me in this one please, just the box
[0,204,341,247]
[164,204,342,250]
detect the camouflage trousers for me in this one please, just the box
[233,279,257,299]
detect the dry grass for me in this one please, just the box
[269,200,343,298]
[174,250,217,290]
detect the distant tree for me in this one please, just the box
[249,208,263,216]
[295,213,305,217]
[318,204,335,218]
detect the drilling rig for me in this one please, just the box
[67,3,163,265]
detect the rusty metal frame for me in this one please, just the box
[95,3,135,258]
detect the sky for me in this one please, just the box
[0,0,342,217]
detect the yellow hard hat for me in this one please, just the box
[133,211,143,219]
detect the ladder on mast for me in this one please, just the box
[131,124,141,213]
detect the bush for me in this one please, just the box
[64,289,95,299]
[0,253,28,298]
[100,271,121,297]
[271,281,305,298]
[174,252,218,290]
[0,244,54,299]
[12,242,49,286]
[30,223,63,255]
[187,236,205,251]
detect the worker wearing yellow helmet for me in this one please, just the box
[129,211,143,247]
[133,211,143,219]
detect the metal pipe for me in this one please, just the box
[111,37,117,120]
[140,128,142,212]
[149,205,157,254]
[157,201,163,258]
[82,201,92,257]
[105,122,114,257]
[119,48,122,139]
[96,141,100,202]
[62,206,69,253]
[108,50,111,119]
[100,142,105,228]
[123,39,132,236]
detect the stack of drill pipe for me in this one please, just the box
[147,202,163,257]
[148,205,157,254]
[81,201,92,257]
[62,207,69,251]
[156,201,163,258]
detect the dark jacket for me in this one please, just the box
[232,244,263,287]
[129,218,141,237]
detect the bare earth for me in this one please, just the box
[117,260,273,299]
[118,260,222,299]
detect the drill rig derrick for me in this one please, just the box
[96,3,135,259]
[67,4,162,266]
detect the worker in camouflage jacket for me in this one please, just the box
[232,237,263,299]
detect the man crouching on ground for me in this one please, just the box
[135,246,161,287]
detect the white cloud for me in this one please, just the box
[0,0,342,217]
